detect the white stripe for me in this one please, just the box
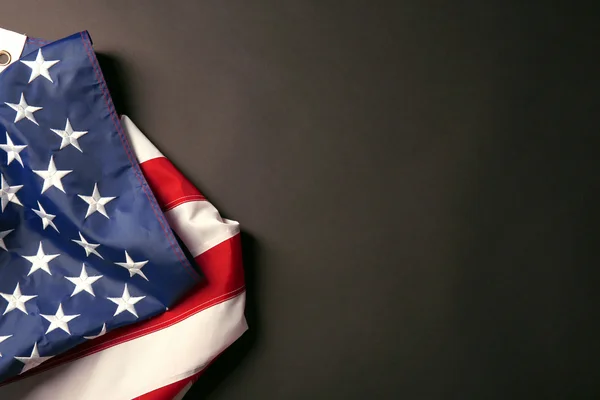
[165,201,240,257]
[0,293,247,400]
[121,115,164,163]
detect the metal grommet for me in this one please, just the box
[0,50,11,67]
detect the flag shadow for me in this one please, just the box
[96,52,138,119]
[184,231,260,399]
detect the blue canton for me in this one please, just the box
[0,32,201,381]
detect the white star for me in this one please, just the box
[84,323,107,340]
[115,251,149,281]
[50,119,88,152]
[32,201,59,232]
[72,231,103,259]
[108,284,145,318]
[40,303,80,335]
[14,342,52,374]
[0,174,23,212]
[21,241,60,276]
[20,49,60,83]
[65,264,102,297]
[5,93,43,125]
[78,183,116,219]
[0,282,37,315]
[0,229,13,251]
[0,335,11,357]
[33,155,72,194]
[0,132,27,167]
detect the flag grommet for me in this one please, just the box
[0,50,10,66]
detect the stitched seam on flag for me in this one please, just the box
[163,195,207,208]
[78,32,200,282]
[163,198,204,212]
[75,286,245,351]
[78,33,196,281]
[0,287,246,383]
[0,287,245,384]
[79,287,245,354]
[163,195,207,211]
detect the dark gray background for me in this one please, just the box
[3,1,599,399]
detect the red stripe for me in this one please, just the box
[140,157,206,211]
[133,376,196,400]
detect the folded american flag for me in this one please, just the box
[0,27,247,399]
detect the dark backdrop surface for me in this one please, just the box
[2,1,598,399]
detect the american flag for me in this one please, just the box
[0,27,247,399]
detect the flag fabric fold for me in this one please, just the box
[0,27,247,399]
